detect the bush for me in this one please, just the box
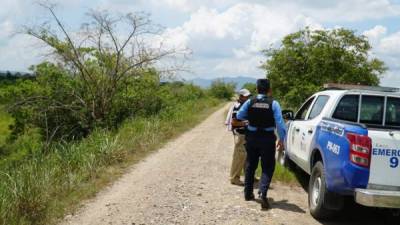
[1,63,177,142]
[241,82,257,95]
[208,79,236,100]
[0,128,43,166]
[158,82,205,107]
[0,67,211,161]
[0,106,13,148]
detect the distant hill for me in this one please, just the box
[187,76,258,90]
[0,70,34,83]
[0,70,33,77]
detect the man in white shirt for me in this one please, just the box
[225,89,251,185]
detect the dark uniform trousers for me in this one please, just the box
[244,131,276,198]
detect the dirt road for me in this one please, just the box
[62,104,397,225]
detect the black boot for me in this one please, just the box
[244,192,255,201]
[260,194,270,209]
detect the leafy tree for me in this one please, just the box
[209,79,236,100]
[262,28,387,108]
[22,4,179,123]
[241,82,257,95]
[2,63,166,142]
[3,4,184,142]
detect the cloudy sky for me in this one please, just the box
[1,0,400,86]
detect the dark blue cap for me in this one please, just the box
[257,79,270,91]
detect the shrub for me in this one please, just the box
[0,128,43,166]
[4,7,184,143]
[1,64,168,142]
[241,82,257,95]
[208,79,236,100]
[0,106,13,148]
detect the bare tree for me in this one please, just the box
[22,3,186,129]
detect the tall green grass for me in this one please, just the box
[0,106,13,147]
[0,98,221,225]
[273,163,297,184]
[256,161,297,184]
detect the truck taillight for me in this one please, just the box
[346,133,372,168]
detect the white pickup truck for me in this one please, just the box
[282,84,400,219]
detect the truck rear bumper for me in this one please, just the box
[355,188,400,208]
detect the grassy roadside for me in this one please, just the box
[254,160,297,185]
[0,98,224,225]
[272,163,297,184]
[0,106,13,147]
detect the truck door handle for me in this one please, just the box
[295,128,300,132]
[308,129,313,134]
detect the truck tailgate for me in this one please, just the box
[368,130,400,188]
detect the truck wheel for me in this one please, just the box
[309,161,335,219]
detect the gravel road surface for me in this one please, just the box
[62,104,399,225]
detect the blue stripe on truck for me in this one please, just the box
[314,119,370,195]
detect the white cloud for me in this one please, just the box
[0,35,43,71]
[92,0,400,23]
[160,27,190,50]
[182,6,245,40]
[381,70,400,87]
[163,1,400,84]
[161,0,192,12]
[145,0,400,22]
[377,32,400,87]
[0,20,15,39]
[378,31,400,56]
[363,25,387,45]
[162,2,322,78]
[214,54,264,76]
[0,0,23,18]
[362,26,400,87]
[298,0,400,22]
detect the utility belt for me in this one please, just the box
[232,127,246,135]
[245,127,275,137]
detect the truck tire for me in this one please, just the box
[309,161,335,219]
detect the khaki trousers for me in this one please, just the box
[230,133,247,182]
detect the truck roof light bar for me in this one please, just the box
[323,83,400,93]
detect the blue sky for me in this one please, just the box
[1,0,400,87]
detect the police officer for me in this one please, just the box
[225,89,251,185]
[237,79,286,209]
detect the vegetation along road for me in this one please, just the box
[61,104,396,225]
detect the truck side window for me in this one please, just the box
[386,97,400,126]
[308,95,330,119]
[332,95,359,122]
[295,97,315,120]
[360,96,384,125]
